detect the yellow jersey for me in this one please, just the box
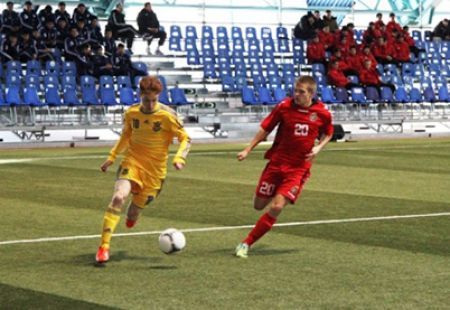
[107,102,191,179]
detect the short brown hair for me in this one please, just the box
[296,76,317,94]
[139,76,163,94]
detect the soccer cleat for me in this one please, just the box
[235,243,249,258]
[95,246,110,263]
[125,218,136,228]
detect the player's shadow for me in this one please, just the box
[71,251,163,267]
[148,265,178,270]
[210,245,300,257]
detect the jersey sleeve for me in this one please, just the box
[320,109,334,137]
[169,115,191,165]
[107,111,132,162]
[260,103,283,133]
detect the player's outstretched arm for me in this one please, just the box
[237,127,269,161]
[305,133,333,161]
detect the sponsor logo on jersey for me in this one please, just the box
[310,112,318,121]
[153,121,162,132]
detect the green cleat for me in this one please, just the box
[235,243,249,258]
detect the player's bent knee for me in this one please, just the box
[112,193,127,207]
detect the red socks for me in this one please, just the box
[243,212,277,246]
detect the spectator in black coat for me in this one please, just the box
[137,2,167,55]
[87,17,103,49]
[92,45,114,78]
[294,11,316,40]
[38,5,54,26]
[432,19,450,41]
[107,3,139,51]
[1,2,21,36]
[54,2,71,25]
[1,33,20,62]
[103,28,116,57]
[72,3,96,26]
[56,17,69,50]
[113,43,146,79]
[19,1,40,35]
[40,17,58,49]
[18,31,37,62]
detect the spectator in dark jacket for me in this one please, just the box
[322,10,338,33]
[18,31,37,62]
[104,28,116,57]
[1,33,20,62]
[38,5,54,26]
[113,43,147,79]
[107,3,139,51]
[19,1,40,35]
[137,2,167,55]
[56,17,69,50]
[432,19,450,41]
[54,2,71,25]
[1,2,21,36]
[73,3,96,25]
[294,11,316,40]
[92,45,113,78]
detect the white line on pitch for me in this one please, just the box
[0,143,448,165]
[0,212,449,246]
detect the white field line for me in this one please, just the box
[0,212,449,246]
[0,143,449,165]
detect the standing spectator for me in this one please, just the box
[312,10,324,29]
[234,76,333,258]
[0,33,20,62]
[19,1,40,35]
[386,13,402,34]
[294,11,316,40]
[107,3,139,51]
[137,2,167,55]
[374,12,384,30]
[1,2,21,36]
[54,2,71,25]
[322,10,338,33]
[432,19,450,41]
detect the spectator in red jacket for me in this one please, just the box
[345,45,363,72]
[363,22,382,46]
[329,48,350,72]
[318,25,335,51]
[327,60,359,89]
[307,35,326,64]
[372,37,396,64]
[374,13,385,30]
[402,26,425,57]
[358,45,378,70]
[359,59,395,92]
[386,13,402,34]
[393,35,410,63]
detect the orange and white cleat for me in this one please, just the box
[95,246,110,263]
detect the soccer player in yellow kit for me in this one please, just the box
[95,76,191,263]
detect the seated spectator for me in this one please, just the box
[307,35,326,64]
[113,43,147,79]
[327,60,358,89]
[75,18,90,47]
[92,45,113,78]
[137,2,167,55]
[38,5,54,26]
[56,17,69,50]
[322,10,338,33]
[19,1,40,35]
[40,17,58,49]
[54,1,71,25]
[87,17,103,49]
[32,29,55,62]
[76,43,94,76]
[0,33,20,62]
[393,35,410,63]
[363,22,382,45]
[312,10,324,30]
[329,48,350,73]
[64,26,82,62]
[18,31,37,62]
[432,19,450,41]
[103,28,116,57]
[345,45,363,72]
[358,59,395,92]
[1,1,21,36]
[107,3,139,51]
[402,26,425,57]
[372,36,396,64]
[318,25,335,51]
[345,23,356,46]
[294,11,316,40]
[386,13,402,34]
[73,3,96,26]
[358,45,378,70]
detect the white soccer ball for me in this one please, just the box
[158,228,186,254]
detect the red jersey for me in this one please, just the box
[261,98,334,167]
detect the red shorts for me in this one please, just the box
[255,162,311,203]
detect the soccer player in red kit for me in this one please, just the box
[235,76,334,258]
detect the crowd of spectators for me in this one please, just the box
[300,10,433,92]
[0,1,165,79]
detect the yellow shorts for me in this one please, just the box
[116,162,164,208]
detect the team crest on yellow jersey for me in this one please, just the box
[153,121,162,132]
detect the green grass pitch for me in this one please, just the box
[0,138,449,309]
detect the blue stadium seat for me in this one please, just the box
[394,86,409,103]
[26,75,41,89]
[221,76,236,92]
[62,61,77,76]
[261,27,272,40]
[234,76,248,91]
[26,60,41,76]
[216,26,228,39]
[268,76,282,90]
[320,86,336,103]
[242,86,260,106]
[187,49,200,65]
[245,27,257,40]
[231,26,243,40]
[203,63,217,79]
[170,87,191,105]
[276,26,290,53]
[293,39,306,65]
[117,75,137,105]
[335,87,349,103]
[409,87,423,103]
[351,87,367,104]
[132,62,148,76]
[380,86,394,103]
[438,85,450,102]
[217,37,229,52]
[423,86,436,102]
[46,61,60,76]
[99,75,117,106]
[273,87,286,102]
[6,74,21,88]
[202,25,214,39]
[365,86,380,103]
[185,25,198,39]
[6,61,22,76]
[23,86,44,107]
[185,37,198,52]
[258,87,277,105]
[80,75,100,106]
[44,75,61,107]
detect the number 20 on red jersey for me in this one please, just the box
[294,123,309,136]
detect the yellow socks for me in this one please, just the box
[100,204,121,249]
